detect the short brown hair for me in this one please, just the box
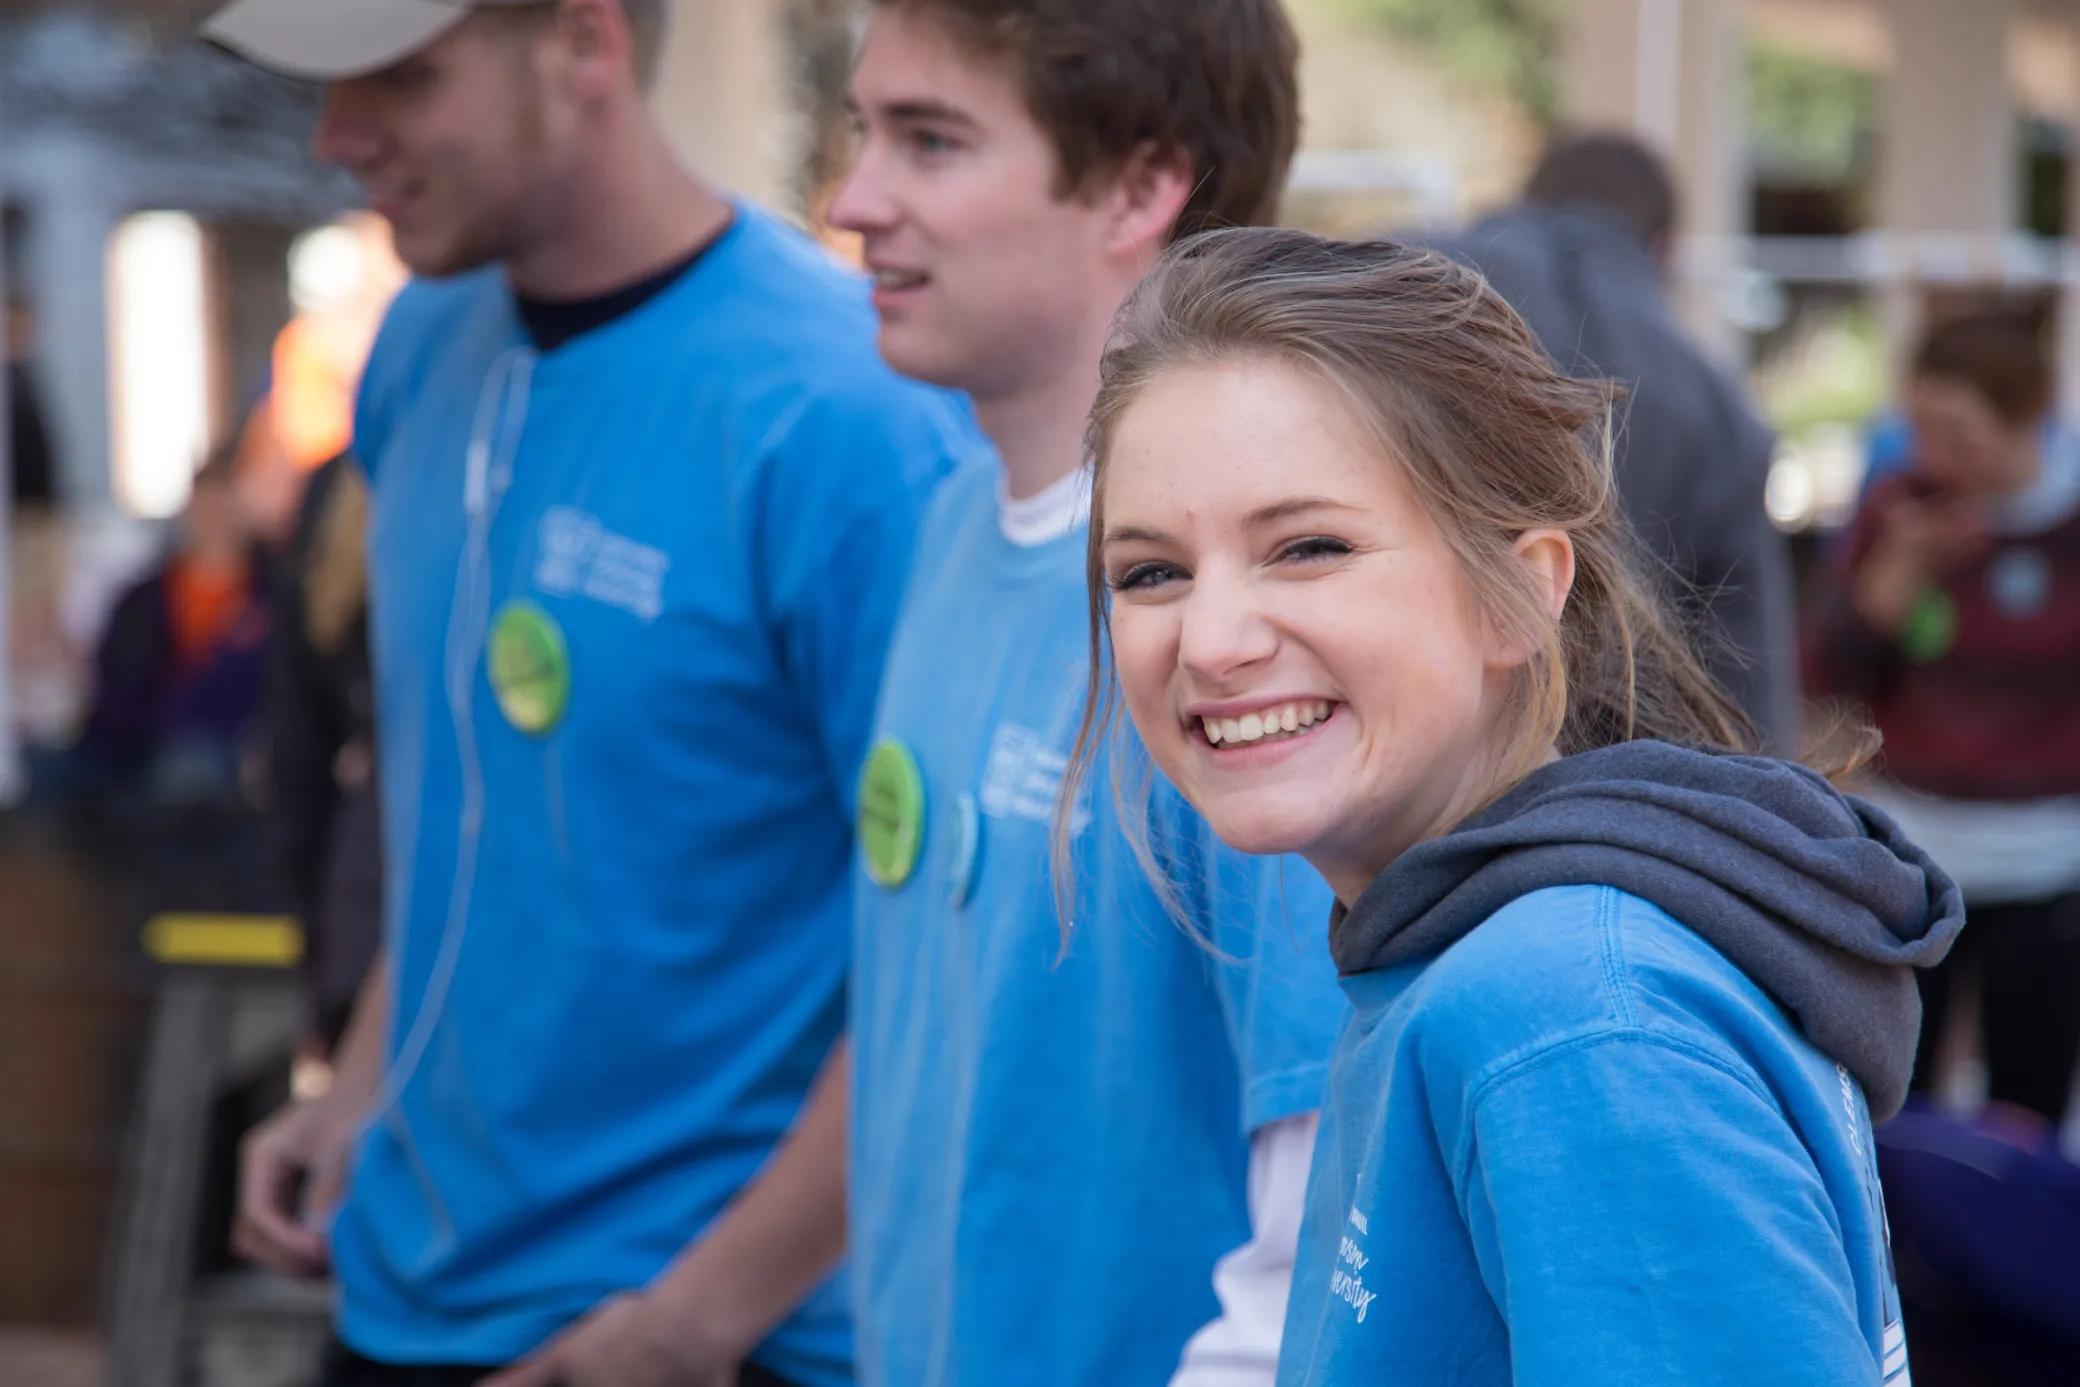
[878,0,1302,239]
[1061,230,1756,908]
[498,0,667,89]
[1525,132,1678,249]
[1911,310,2053,427]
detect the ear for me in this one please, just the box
[1100,141,1196,265]
[548,0,635,101]
[1484,528,1575,665]
[1516,528,1575,620]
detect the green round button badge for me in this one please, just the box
[1900,586,1957,665]
[858,739,925,889]
[487,599,571,735]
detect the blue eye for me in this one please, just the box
[910,130,958,157]
[1111,561,1183,592]
[1279,536,1352,563]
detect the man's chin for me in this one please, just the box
[391,230,499,282]
[876,326,971,392]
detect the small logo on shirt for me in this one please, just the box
[979,723,1087,831]
[1837,1064,1865,1161]
[535,506,670,623]
[1332,1207,1378,1324]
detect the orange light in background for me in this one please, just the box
[269,315,354,470]
[272,214,406,472]
[234,216,406,541]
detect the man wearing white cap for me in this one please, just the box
[205,3,975,1385]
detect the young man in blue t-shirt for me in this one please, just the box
[827,3,1346,1384]
[204,3,974,1385]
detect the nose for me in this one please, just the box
[826,135,895,238]
[1175,569,1279,690]
[313,83,383,171]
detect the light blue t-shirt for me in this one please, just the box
[1282,884,1910,1387]
[850,463,1346,1387]
[339,206,977,1382]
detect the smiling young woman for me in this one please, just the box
[1062,228,1964,1387]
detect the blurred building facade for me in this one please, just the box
[1563,0,2068,368]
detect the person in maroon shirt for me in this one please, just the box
[1806,308,2080,1125]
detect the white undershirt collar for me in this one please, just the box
[997,465,1093,547]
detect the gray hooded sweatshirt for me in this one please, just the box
[1331,740,1964,1119]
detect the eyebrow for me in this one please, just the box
[1102,496,1360,549]
[1247,496,1360,525]
[847,96,983,131]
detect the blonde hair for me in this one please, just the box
[1055,229,1768,926]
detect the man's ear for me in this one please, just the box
[1101,141,1195,266]
[548,0,635,101]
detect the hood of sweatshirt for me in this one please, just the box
[1331,741,1964,1119]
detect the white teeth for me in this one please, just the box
[1203,701,1336,747]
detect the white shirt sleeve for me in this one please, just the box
[1169,1112,1321,1387]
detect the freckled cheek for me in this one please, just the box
[1322,580,1483,736]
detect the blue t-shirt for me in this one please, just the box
[850,463,1346,1387]
[339,206,977,1382]
[1282,884,1910,1387]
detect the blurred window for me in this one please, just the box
[108,213,214,520]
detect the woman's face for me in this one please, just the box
[1907,375,2038,496]
[1098,359,1568,902]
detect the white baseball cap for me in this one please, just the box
[200,0,547,82]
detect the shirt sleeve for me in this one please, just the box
[1150,778,1346,1132]
[349,281,432,484]
[1170,1112,1319,1387]
[752,381,970,816]
[1458,1032,1878,1386]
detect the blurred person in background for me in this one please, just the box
[1809,315,2080,1387]
[201,1,974,1385]
[268,451,381,1056]
[1418,132,1800,751]
[1842,300,2053,518]
[1805,308,2080,1130]
[43,449,270,808]
[6,299,56,512]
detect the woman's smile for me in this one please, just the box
[1190,698,1340,750]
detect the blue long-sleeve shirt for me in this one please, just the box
[1283,884,1910,1386]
